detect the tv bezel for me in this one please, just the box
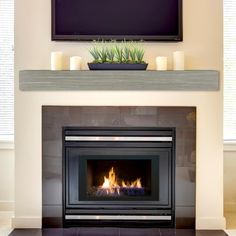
[51,0,183,42]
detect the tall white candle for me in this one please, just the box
[173,51,185,70]
[51,52,63,70]
[70,56,82,70]
[155,57,167,71]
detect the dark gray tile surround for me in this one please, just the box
[42,106,196,228]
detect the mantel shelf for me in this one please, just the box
[19,70,220,91]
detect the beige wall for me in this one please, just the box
[224,151,236,212]
[14,0,225,230]
[0,149,14,211]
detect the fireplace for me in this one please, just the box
[63,127,175,227]
[42,106,196,229]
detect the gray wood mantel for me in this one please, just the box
[19,70,220,91]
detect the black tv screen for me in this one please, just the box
[52,0,182,41]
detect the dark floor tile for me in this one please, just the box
[196,230,228,236]
[10,228,227,236]
[78,227,119,236]
[160,229,228,236]
[160,229,195,236]
[9,229,42,236]
[120,228,160,236]
[42,228,78,236]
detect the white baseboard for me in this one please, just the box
[225,202,236,213]
[0,201,14,212]
[12,217,41,228]
[196,217,226,229]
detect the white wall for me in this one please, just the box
[0,149,14,211]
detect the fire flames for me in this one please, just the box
[100,167,142,195]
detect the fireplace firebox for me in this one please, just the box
[63,127,175,227]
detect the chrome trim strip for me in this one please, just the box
[65,136,173,142]
[65,215,171,220]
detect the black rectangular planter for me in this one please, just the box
[88,63,148,70]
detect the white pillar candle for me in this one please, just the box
[51,52,63,70]
[70,56,82,70]
[173,51,185,70]
[155,57,167,71]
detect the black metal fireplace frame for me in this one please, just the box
[62,127,176,228]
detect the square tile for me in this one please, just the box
[78,227,119,236]
[119,228,160,236]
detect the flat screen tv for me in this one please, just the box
[52,0,182,41]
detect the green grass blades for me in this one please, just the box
[89,40,146,64]
[115,45,123,63]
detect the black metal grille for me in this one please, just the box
[63,127,175,227]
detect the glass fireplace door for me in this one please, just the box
[85,158,152,200]
[65,147,172,207]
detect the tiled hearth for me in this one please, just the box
[9,228,228,236]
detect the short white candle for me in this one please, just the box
[173,51,185,70]
[51,52,63,70]
[155,57,167,71]
[70,56,82,70]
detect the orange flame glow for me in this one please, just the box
[100,167,142,195]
